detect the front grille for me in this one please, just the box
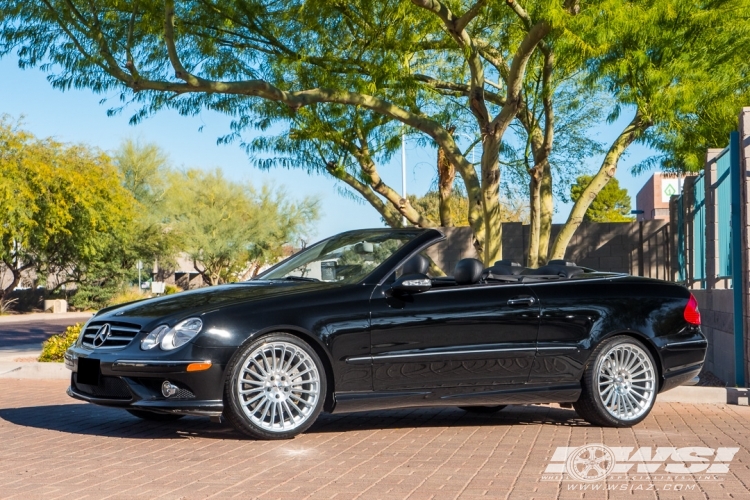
[73,374,133,399]
[173,387,196,399]
[82,321,142,349]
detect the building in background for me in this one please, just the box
[635,172,684,221]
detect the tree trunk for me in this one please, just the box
[538,159,553,265]
[437,142,456,227]
[549,111,650,260]
[477,137,503,266]
[1,259,24,302]
[527,166,542,268]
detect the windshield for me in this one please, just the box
[254,229,424,283]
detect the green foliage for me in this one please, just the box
[113,139,179,275]
[406,190,528,227]
[1,0,748,259]
[39,323,81,362]
[0,117,139,299]
[164,284,182,295]
[570,175,632,222]
[108,287,146,306]
[69,283,120,311]
[164,169,319,285]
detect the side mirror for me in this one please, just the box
[390,273,432,295]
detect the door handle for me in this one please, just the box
[507,296,536,306]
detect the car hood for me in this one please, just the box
[94,281,341,325]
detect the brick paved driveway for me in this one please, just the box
[1,379,749,499]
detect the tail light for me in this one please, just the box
[684,294,701,325]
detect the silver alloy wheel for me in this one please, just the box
[596,342,656,421]
[236,341,321,432]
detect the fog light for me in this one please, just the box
[162,380,179,398]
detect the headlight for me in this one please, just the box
[140,318,203,351]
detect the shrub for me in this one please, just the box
[0,297,18,315]
[39,323,82,362]
[69,283,119,311]
[108,287,148,306]
[164,284,183,295]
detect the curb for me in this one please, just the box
[0,362,69,380]
[0,312,93,324]
[656,386,749,405]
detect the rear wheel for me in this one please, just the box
[127,409,184,421]
[224,333,326,440]
[458,405,506,414]
[574,336,658,427]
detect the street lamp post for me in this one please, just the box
[401,132,407,226]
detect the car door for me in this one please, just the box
[369,281,540,391]
[526,278,603,384]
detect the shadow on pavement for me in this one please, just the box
[0,402,588,440]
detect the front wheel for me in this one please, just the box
[223,333,327,440]
[574,336,658,427]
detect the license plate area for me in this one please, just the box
[77,357,100,385]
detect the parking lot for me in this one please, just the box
[0,379,749,499]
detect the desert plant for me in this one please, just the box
[39,323,82,362]
[108,287,148,306]
[0,297,18,315]
[164,284,183,295]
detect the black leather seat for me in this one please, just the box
[401,254,430,275]
[454,258,484,285]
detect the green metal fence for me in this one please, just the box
[716,149,733,279]
[692,173,706,288]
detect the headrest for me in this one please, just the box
[402,254,429,276]
[547,259,577,267]
[454,258,484,285]
[494,259,523,267]
[489,260,525,275]
[529,263,584,278]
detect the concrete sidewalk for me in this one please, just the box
[0,344,69,380]
[0,312,93,324]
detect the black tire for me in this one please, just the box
[223,333,327,440]
[458,405,507,414]
[573,335,658,427]
[127,409,185,421]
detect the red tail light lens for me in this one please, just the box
[684,294,701,325]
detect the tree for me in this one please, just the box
[163,169,318,285]
[406,190,527,227]
[570,175,631,222]
[0,0,571,265]
[548,0,750,259]
[1,0,748,266]
[0,117,137,301]
[113,139,179,270]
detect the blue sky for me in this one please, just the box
[0,56,655,241]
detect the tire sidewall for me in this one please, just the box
[224,333,327,440]
[586,336,658,427]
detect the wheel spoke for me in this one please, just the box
[596,343,655,422]
[236,339,321,433]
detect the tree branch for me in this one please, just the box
[411,0,490,127]
[164,0,209,86]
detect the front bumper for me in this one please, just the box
[65,343,235,416]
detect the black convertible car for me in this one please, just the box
[65,228,706,439]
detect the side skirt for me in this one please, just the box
[331,383,581,414]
